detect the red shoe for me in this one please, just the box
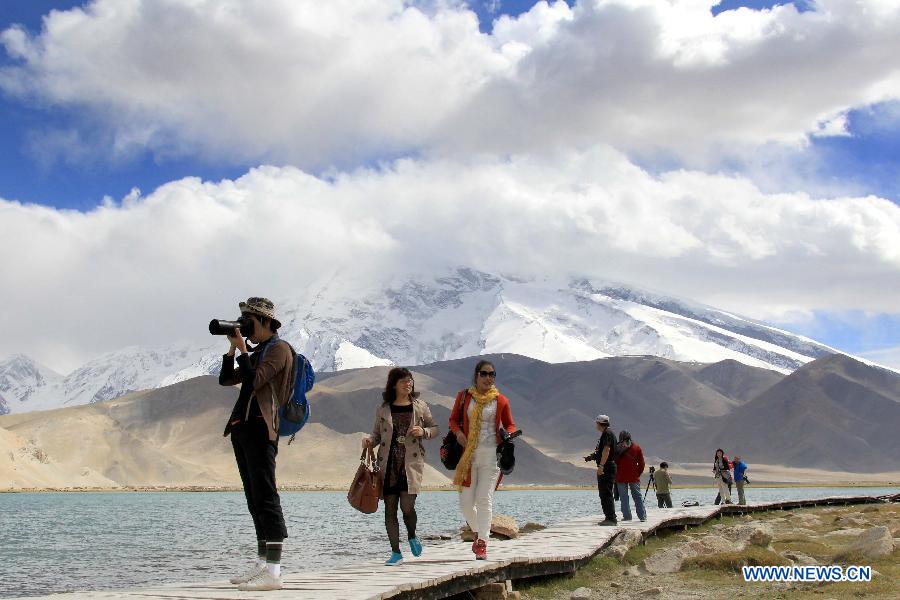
[474,538,487,560]
[471,537,480,555]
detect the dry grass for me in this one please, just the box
[681,546,790,572]
[516,502,900,600]
[771,538,834,559]
[514,555,620,598]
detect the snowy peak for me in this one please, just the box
[0,355,63,415]
[2,344,211,414]
[3,267,847,415]
[270,268,832,374]
[62,346,202,406]
[584,282,833,364]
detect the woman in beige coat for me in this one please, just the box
[363,367,439,565]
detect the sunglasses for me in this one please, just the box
[478,370,497,378]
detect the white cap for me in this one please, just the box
[595,414,610,425]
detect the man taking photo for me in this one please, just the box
[220,297,293,592]
[584,414,618,526]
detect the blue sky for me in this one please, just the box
[2,1,897,210]
[1,0,899,370]
[0,0,244,209]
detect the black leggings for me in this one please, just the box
[384,493,417,553]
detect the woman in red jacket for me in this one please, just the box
[614,430,647,521]
[449,360,516,560]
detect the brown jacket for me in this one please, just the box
[220,338,294,442]
[368,398,439,495]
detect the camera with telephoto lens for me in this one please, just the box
[208,315,255,337]
[649,466,655,474]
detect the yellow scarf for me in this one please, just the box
[453,385,500,488]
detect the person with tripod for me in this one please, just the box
[654,462,673,508]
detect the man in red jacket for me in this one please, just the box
[614,430,647,521]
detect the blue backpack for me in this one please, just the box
[261,338,315,443]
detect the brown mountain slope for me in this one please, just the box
[664,354,900,472]
[0,377,449,488]
[691,359,783,404]
[411,354,784,460]
[0,372,591,487]
[4,353,896,487]
[308,368,595,483]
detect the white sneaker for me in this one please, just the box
[238,571,283,591]
[229,564,265,585]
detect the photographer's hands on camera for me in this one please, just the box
[227,329,248,356]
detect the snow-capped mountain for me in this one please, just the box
[0,355,63,415]
[0,346,213,414]
[1,267,839,414]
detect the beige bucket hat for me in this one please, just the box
[239,297,282,329]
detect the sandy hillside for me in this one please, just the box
[0,425,117,488]
[5,351,900,489]
[0,376,452,489]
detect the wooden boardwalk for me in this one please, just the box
[22,493,897,600]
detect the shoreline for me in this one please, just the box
[3,482,899,493]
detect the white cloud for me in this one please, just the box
[2,1,899,371]
[811,113,851,138]
[2,148,899,372]
[0,0,504,168]
[1,0,898,168]
[859,345,900,370]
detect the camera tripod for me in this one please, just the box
[643,466,656,501]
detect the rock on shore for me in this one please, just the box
[461,515,522,540]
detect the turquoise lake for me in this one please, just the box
[1,486,897,597]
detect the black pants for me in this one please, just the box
[657,493,673,508]
[232,418,288,541]
[597,462,617,522]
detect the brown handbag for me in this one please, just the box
[347,446,382,514]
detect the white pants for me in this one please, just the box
[459,446,500,539]
[717,478,732,502]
